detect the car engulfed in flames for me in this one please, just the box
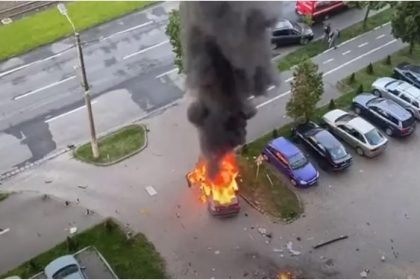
[186,152,240,216]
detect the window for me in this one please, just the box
[412,100,420,109]
[364,129,384,145]
[387,114,399,125]
[53,265,79,279]
[338,125,352,135]
[350,130,366,143]
[406,72,416,81]
[389,89,399,96]
[400,94,411,104]
[289,153,308,170]
[273,30,288,36]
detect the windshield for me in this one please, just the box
[366,97,383,107]
[364,129,384,146]
[290,21,302,31]
[53,264,79,279]
[289,153,308,170]
[329,146,348,160]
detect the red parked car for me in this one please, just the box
[295,1,347,19]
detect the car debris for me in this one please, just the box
[360,270,368,278]
[286,241,301,256]
[214,250,220,255]
[0,228,10,236]
[77,185,88,189]
[145,185,157,196]
[313,235,348,249]
[69,227,77,234]
[381,255,386,262]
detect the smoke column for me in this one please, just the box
[181,1,280,176]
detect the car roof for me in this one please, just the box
[269,137,300,157]
[274,19,293,30]
[347,117,374,134]
[323,109,348,123]
[45,255,79,275]
[313,130,342,148]
[398,63,420,73]
[375,99,412,120]
[387,79,420,99]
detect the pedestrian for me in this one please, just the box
[323,22,331,43]
[329,29,340,49]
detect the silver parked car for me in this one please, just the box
[372,77,420,120]
[44,255,86,279]
[322,109,388,157]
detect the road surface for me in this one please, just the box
[0,1,372,175]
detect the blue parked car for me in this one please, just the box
[262,137,319,188]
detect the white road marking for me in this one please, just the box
[342,50,352,55]
[267,85,275,91]
[123,40,169,60]
[256,39,398,109]
[323,58,334,64]
[101,21,153,41]
[285,77,293,83]
[13,76,76,101]
[358,42,369,48]
[0,228,10,235]
[376,34,386,40]
[46,100,99,123]
[156,68,178,79]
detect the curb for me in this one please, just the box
[73,124,148,167]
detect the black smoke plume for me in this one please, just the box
[180,1,279,175]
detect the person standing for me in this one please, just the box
[323,22,331,43]
[329,29,339,49]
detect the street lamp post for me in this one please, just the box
[57,3,99,159]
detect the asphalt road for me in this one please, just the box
[0,23,412,278]
[0,1,372,175]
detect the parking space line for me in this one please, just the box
[358,42,369,48]
[156,68,178,79]
[285,77,293,83]
[342,50,351,55]
[101,21,153,41]
[46,100,99,123]
[376,34,386,40]
[256,90,291,109]
[123,40,169,60]
[323,58,334,65]
[13,76,76,101]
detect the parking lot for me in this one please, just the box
[278,119,420,278]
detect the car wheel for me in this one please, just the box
[354,106,361,115]
[290,179,297,186]
[373,89,382,97]
[301,38,309,45]
[385,127,393,136]
[356,147,364,156]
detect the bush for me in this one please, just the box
[328,99,336,110]
[356,84,364,94]
[66,236,77,252]
[348,72,356,84]
[241,144,248,155]
[384,55,392,65]
[28,260,39,271]
[272,129,278,139]
[366,63,374,74]
[105,219,116,232]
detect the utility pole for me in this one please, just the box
[57,4,99,158]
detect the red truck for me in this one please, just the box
[295,1,347,19]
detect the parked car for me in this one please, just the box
[44,255,86,279]
[295,0,347,20]
[207,196,240,217]
[322,109,388,157]
[262,136,319,187]
[372,77,420,120]
[352,93,416,137]
[271,19,314,46]
[293,121,352,171]
[393,63,420,89]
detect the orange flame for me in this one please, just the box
[187,152,239,205]
[277,272,296,279]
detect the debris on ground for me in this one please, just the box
[273,248,283,253]
[42,194,50,201]
[65,200,70,206]
[145,185,157,196]
[214,250,220,255]
[258,227,267,235]
[286,241,301,256]
[77,185,88,189]
[381,255,386,262]
[176,212,181,218]
[313,235,348,249]
[296,237,301,241]
[244,213,248,217]
[360,270,368,278]
[69,227,77,234]
[0,228,10,236]
[44,180,52,184]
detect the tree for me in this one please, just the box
[391,2,420,54]
[165,9,183,73]
[346,2,387,29]
[286,60,323,123]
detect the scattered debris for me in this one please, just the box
[0,228,10,236]
[243,227,248,231]
[243,272,249,277]
[390,239,394,243]
[212,268,216,272]
[1,18,13,25]
[176,212,181,218]
[214,250,220,255]
[313,235,348,249]
[296,236,301,241]
[69,227,77,234]
[67,144,76,149]
[85,209,94,215]
[77,185,88,189]
[360,270,368,278]
[76,198,80,204]
[145,185,157,196]
[273,248,283,253]
[381,255,386,262]
[258,227,267,235]
[286,241,301,256]
[366,222,370,226]
[280,254,284,258]
[265,174,273,186]
[244,213,248,217]
[265,240,270,244]
[42,194,50,201]
[65,201,70,206]
[44,180,52,184]
[356,248,360,252]
[266,233,272,239]
[320,255,325,260]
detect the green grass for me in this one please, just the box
[1,219,166,279]
[0,1,155,62]
[278,8,393,71]
[238,157,303,222]
[0,192,10,202]
[75,124,146,165]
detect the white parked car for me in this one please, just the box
[372,77,420,120]
[322,109,388,157]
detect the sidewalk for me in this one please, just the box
[0,25,411,278]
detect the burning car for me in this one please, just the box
[186,152,241,217]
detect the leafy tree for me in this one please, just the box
[346,1,387,29]
[165,9,183,73]
[391,1,420,54]
[286,60,323,123]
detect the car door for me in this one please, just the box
[270,147,291,175]
[289,29,301,44]
[335,124,353,145]
[369,106,389,130]
[385,89,401,104]
[399,93,413,111]
[272,29,289,46]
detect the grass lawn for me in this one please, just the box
[1,219,166,279]
[238,156,303,222]
[278,8,393,71]
[75,124,146,165]
[0,1,155,62]
[0,192,9,202]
